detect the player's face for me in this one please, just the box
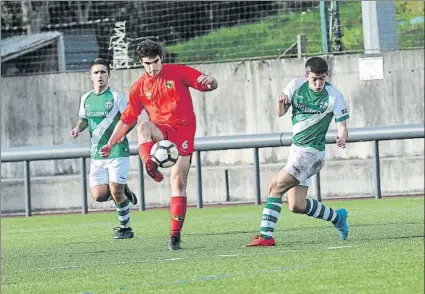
[141,56,163,76]
[306,71,327,93]
[90,65,110,89]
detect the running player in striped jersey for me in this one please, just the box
[70,58,137,239]
[246,57,349,247]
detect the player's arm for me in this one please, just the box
[333,93,350,149]
[276,94,291,117]
[108,121,131,146]
[70,95,89,138]
[276,78,298,117]
[180,65,218,91]
[70,118,88,138]
[76,118,88,132]
[336,120,348,149]
[110,88,143,145]
[197,74,218,90]
[99,86,144,157]
[126,122,137,134]
[116,122,138,142]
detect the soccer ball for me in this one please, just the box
[150,140,179,168]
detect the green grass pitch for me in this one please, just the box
[1,197,424,293]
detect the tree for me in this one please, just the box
[1,1,23,28]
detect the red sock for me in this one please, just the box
[170,196,187,237]
[138,141,154,162]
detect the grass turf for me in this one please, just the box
[1,197,424,293]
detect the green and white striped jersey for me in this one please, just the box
[78,88,130,160]
[282,78,349,151]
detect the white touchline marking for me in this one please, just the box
[327,245,355,250]
[162,258,185,261]
[219,254,239,257]
[47,265,82,270]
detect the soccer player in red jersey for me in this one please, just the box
[99,39,218,250]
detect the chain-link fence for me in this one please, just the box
[1,1,424,76]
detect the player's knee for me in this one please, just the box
[137,121,154,134]
[269,177,292,194]
[90,190,109,202]
[90,185,110,202]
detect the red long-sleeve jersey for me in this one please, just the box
[121,64,210,126]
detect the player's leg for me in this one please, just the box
[246,145,324,247]
[167,155,191,250]
[245,168,299,247]
[166,124,195,250]
[137,121,165,159]
[108,157,134,239]
[89,160,112,202]
[285,146,349,240]
[136,121,165,182]
[287,183,338,219]
[287,182,348,240]
[123,183,138,205]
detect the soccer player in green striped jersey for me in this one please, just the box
[70,58,137,239]
[246,57,349,246]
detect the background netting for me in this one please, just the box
[1,1,424,76]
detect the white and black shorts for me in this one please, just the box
[284,144,325,187]
[89,157,130,188]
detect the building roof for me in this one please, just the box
[1,31,62,62]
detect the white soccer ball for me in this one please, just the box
[150,140,179,168]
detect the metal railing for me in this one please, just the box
[1,124,424,216]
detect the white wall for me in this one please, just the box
[1,50,424,212]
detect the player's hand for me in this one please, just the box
[69,128,79,139]
[197,74,215,89]
[278,94,290,105]
[99,142,113,158]
[336,135,347,149]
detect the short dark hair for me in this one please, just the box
[90,58,111,74]
[305,57,328,74]
[136,39,164,60]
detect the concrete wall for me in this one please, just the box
[1,50,424,212]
